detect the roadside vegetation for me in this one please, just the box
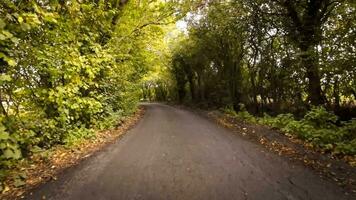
[223,105,356,156]
[1,0,355,196]
[0,0,195,193]
[143,1,356,158]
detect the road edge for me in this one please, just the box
[170,103,356,196]
[0,107,146,200]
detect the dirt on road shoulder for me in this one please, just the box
[188,107,356,195]
[0,107,145,200]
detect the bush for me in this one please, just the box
[338,119,356,141]
[0,121,22,183]
[258,113,275,126]
[335,139,356,155]
[221,105,237,117]
[224,106,356,155]
[63,127,95,146]
[270,114,295,129]
[237,111,257,123]
[302,106,338,129]
[0,125,21,162]
[94,110,125,130]
[282,120,314,139]
[236,104,257,123]
[222,104,257,123]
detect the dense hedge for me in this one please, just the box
[0,0,172,183]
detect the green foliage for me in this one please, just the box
[221,105,237,117]
[0,120,22,184]
[235,104,257,123]
[0,125,21,161]
[169,0,355,116]
[260,114,296,129]
[0,0,177,187]
[334,120,356,154]
[302,107,338,129]
[63,127,95,147]
[167,0,355,157]
[95,111,125,131]
[276,108,355,154]
[226,106,356,155]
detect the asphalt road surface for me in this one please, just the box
[25,103,351,200]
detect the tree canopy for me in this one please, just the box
[0,0,355,190]
[168,0,355,115]
[0,0,189,179]
[160,0,356,156]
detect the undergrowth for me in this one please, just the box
[222,105,356,156]
[0,108,134,192]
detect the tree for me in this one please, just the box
[0,0,180,179]
[274,0,342,105]
[168,0,355,116]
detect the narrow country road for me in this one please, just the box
[25,103,351,200]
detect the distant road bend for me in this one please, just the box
[25,103,351,200]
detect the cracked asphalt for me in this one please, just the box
[25,103,352,200]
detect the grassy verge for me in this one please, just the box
[221,105,356,164]
[0,107,144,199]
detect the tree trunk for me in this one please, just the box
[280,0,337,106]
[300,46,324,106]
[197,73,205,102]
[250,72,258,113]
[333,76,340,110]
[188,77,195,102]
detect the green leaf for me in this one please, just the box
[18,16,24,23]
[10,37,19,44]
[0,19,5,29]
[4,58,16,67]
[3,148,21,159]
[0,74,12,82]
[30,146,43,153]
[2,31,13,38]
[0,132,9,140]
[3,149,14,158]
[20,23,31,31]
[13,179,26,187]
[0,33,6,40]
